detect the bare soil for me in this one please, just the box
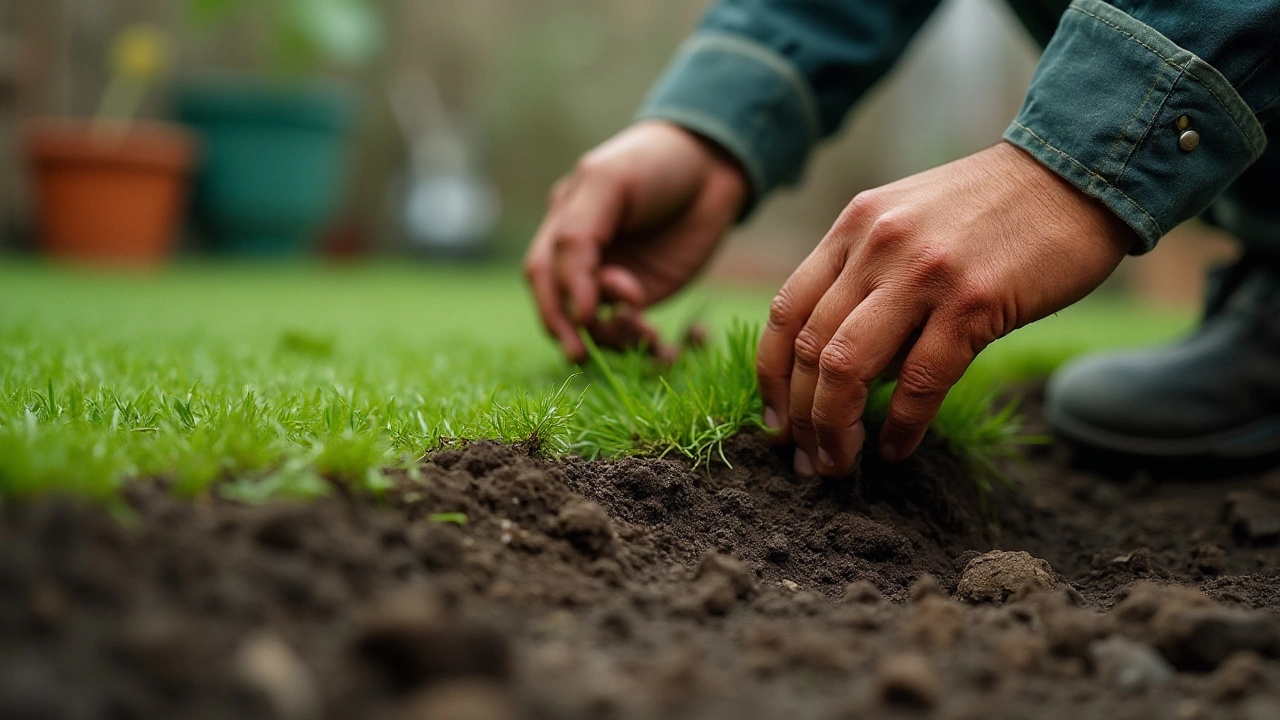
[3,398,1280,720]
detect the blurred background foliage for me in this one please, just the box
[0,0,1237,302]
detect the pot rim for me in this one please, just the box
[26,118,199,172]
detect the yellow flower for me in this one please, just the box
[111,24,170,82]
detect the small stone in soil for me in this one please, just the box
[956,550,1057,604]
[1088,636,1174,692]
[1223,491,1280,546]
[235,632,321,720]
[875,653,940,709]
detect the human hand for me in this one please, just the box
[756,142,1135,477]
[523,120,748,363]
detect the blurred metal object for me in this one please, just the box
[389,70,498,256]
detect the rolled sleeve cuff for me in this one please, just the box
[1003,0,1267,253]
[635,32,823,215]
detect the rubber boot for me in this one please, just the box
[1045,252,1280,459]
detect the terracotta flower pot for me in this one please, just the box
[25,119,198,265]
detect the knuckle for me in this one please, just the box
[809,405,838,434]
[522,254,547,280]
[837,191,882,229]
[793,329,824,371]
[865,212,919,248]
[910,247,959,288]
[896,362,945,401]
[953,281,1010,345]
[817,338,857,382]
[573,152,606,178]
[789,406,815,432]
[767,289,798,331]
[555,226,602,254]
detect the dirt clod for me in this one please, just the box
[1210,652,1270,701]
[956,550,1058,604]
[841,580,884,605]
[695,551,755,599]
[1224,491,1280,546]
[1152,601,1280,671]
[554,501,613,554]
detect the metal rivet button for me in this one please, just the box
[1179,130,1200,152]
[1176,114,1192,131]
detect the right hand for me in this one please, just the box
[523,120,749,363]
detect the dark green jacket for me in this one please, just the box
[637,0,1279,252]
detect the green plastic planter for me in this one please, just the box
[176,78,354,255]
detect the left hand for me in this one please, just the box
[756,142,1136,478]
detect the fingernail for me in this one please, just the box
[794,449,815,477]
[763,406,781,431]
[880,443,899,463]
[817,447,833,468]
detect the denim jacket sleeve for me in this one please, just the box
[634,0,943,211]
[638,0,1278,253]
[1004,0,1277,253]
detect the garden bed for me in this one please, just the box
[4,405,1279,720]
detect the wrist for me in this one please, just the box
[996,141,1137,257]
[644,120,751,219]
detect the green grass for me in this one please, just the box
[0,261,1193,504]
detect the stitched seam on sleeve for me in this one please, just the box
[1011,120,1163,237]
[1114,64,1186,185]
[679,33,824,144]
[1101,66,1167,180]
[1068,4,1262,155]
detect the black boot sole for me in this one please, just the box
[1046,404,1280,461]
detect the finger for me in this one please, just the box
[525,221,586,362]
[755,246,841,447]
[878,318,981,462]
[810,291,924,477]
[786,270,870,477]
[599,265,646,307]
[552,179,627,324]
[586,306,656,350]
[597,266,680,361]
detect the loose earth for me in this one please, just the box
[3,393,1280,720]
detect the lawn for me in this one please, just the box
[0,261,1193,503]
